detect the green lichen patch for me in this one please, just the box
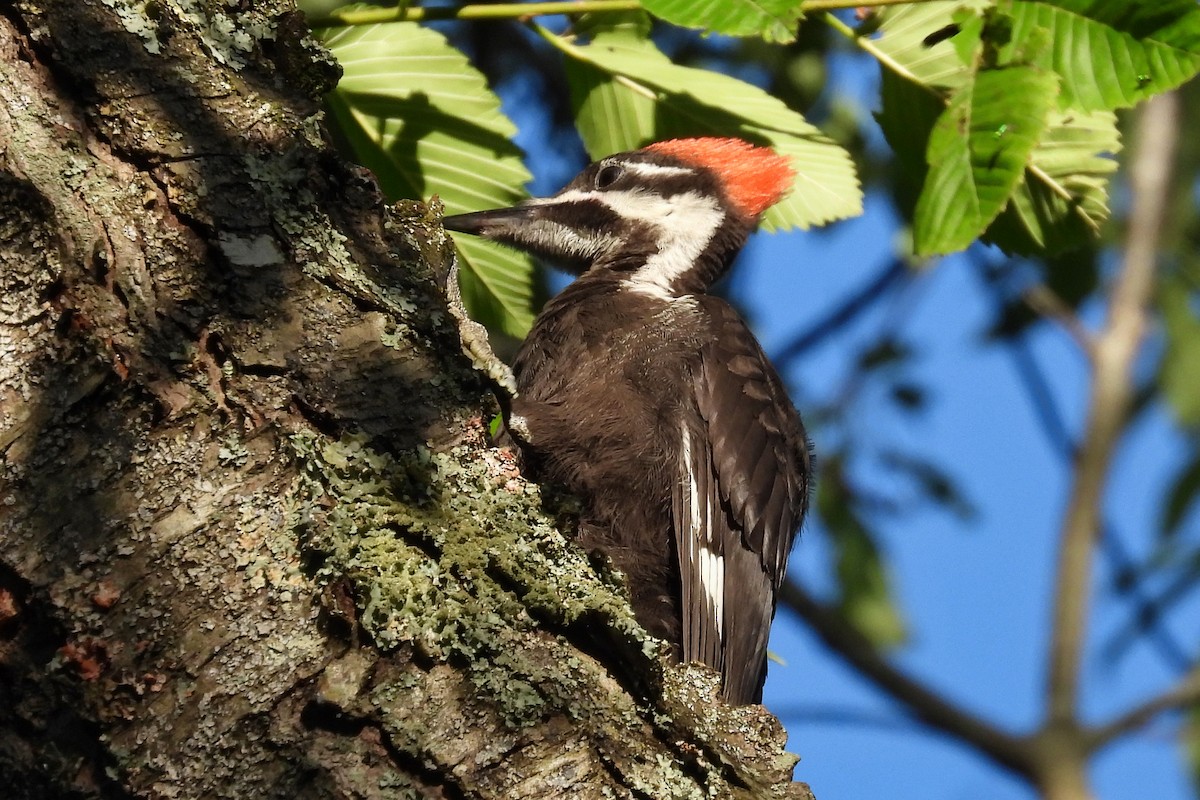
[290,430,656,730]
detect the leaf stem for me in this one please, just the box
[822,11,923,86]
[308,0,947,29]
[307,1,641,28]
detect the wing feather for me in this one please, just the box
[673,296,810,704]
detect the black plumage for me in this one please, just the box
[444,138,811,704]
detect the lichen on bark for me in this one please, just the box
[0,1,813,798]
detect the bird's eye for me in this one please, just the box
[595,164,623,189]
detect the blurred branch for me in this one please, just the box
[1003,331,1075,454]
[1020,282,1096,359]
[779,581,1037,779]
[774,258,908,366]
[1102,547,1200,667]
[1045,93,1179,724]
[1088,664,1200,750]
[996,298,1194,673]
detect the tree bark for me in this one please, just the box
[0,2,811,797]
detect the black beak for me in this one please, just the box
[441,200,606,275]
[442,206,538,236]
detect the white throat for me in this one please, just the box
[613,190,724,300]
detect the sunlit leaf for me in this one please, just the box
[319,22,535,336]
[874,3,1128,255]
[984,109,1121,254]
[914,66,1058,255]
[871,0,993,90]
[641,0,803,43]
[1005,0,1200,110]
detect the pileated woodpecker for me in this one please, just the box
[444,138,810,705]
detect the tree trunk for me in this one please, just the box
[0,2,811,797]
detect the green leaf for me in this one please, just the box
[546,18,862,231]
[319,22,535,337]
[817,461,907,649]
[1162,453,1200,538]
[914,66,1059,256]
[874,4,1124,255]
[1186,703,1200,800]
[872,1,993,90]
[875,69,946,218]
[984,109,1121,255]
[640,0,803,43]
[1006,0,1200,111]
[1160,275,1200,426]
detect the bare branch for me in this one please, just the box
[1045,93,1180,724]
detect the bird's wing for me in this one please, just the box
[672,297,810,704]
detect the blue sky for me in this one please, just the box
[482,19,1198,800]
[739,212,1196,800]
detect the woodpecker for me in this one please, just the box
[443,138,810,705]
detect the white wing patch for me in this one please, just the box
[697,546,725,638]
[681,423,724,640]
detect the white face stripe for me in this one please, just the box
[518,217,620,261]
[622,161,695,179]
[534,187,726,298]
[527,174,727,297]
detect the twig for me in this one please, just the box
[1020,282,1096,359]
[306,0,946,29]
[822,12,923,86]
[1044,93,1179,725]
[1087,664,1200,750]
[307,1,641,28]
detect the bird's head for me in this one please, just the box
[443,137,795,297]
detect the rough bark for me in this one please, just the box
[0,1,811,798]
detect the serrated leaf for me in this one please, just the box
[985,109,1120,254]
[1006,0,1200,111]
[817,461,907,649]
[641,0,803,43]
[914,66,1059,256]
[319,22,535,337]
[874,5,1124,255]
[1160,275,1200,426]
[875,69,946,218]
[872,0,993,90]
[544,19,861,231]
